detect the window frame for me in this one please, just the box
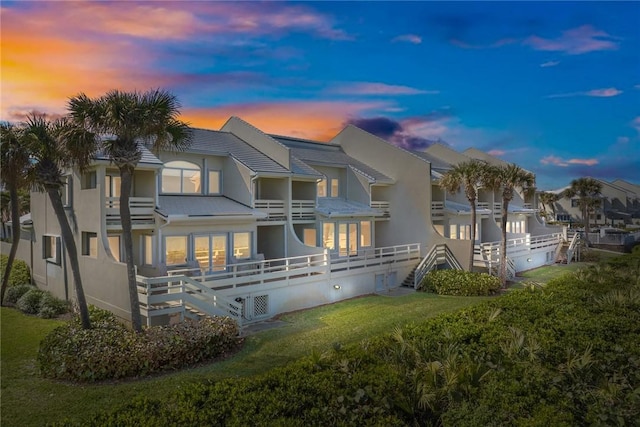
[207,170,222,195]
[43,235,61,264]
[161,160,202,195]
[81,232,98,258]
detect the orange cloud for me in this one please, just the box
[183,101,387,141]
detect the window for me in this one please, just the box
[61,176,72,207]
[449,224,458,240]
[106,175,121,198]
[233,232,251,259]
[43,235,60,264]
[317,178,327,198]
[208,170,221,194]
[165,236,188,265]
[162,161,201,194]
[360,221,371,247]
[303,229,317,246]
[322,222,335,250]
[82,232,98,257]
[195,234,227,272]
[108,235,121,262]
[330,178,339,197]
[144,235,153,265]
[82,171,97,189]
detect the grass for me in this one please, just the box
[1,292,491,427]
[2,254,602,426]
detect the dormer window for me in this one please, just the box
[317,177,339,198]
[162,161,201,194]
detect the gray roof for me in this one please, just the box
[273,136,393,184]
[189,128,289,174]
[291,156,323,177]
[316,198,383,218]
[157,195,266,219]
[95,143,163,166]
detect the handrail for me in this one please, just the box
[413,244,463,289]
[565,232,580,264]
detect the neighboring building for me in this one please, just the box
[547,178,640,227]
[11,117,563,327]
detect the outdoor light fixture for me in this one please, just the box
[527,258,532,262]
[333,284,341,290]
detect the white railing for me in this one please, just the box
[291,200,315,221]
[105,197,155,226]
[370,201,391,218]
[137,274,243,327]
[138,243,420,325]
[477,202,490,210]
[254,199,285,220]
[431,201,445,217]
[413,244,463,289]
[565,232,580,264]
[493,202,502,216]
[475,233,562,276]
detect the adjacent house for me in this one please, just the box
[10,117,563,327]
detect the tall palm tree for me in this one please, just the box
[0,123,31,304]
[486,164,535,287]
[538,191,560,221]
[438,159,490,270]
[67,89,191,332]
[22,115,95,328]
[563,177,602,242]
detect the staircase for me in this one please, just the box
[555,232,579,264]
[400,266,417,287]
[402,244,463,289]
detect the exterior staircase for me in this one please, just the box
[400,266,417,287]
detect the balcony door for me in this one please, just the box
[194,234,227,273]
[338,223,358,256]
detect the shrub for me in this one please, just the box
[16,288,47,314]
[39,311,242,382]
[4,283,36,305]
[419,269,501,296]
[0,254,31,287]
[38,293,70,318]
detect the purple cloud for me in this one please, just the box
[346,115,449,150]
[524,25,619,55]
[540,60,560,68]
[546,87,623,98]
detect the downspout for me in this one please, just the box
[61,238,69,301]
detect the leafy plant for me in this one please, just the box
[419,269,501,296]
[16,288,47,314]
[0,254,31,288]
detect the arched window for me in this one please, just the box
[162,161,201,194]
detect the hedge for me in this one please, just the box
[53,251,640,426]
[0,254,31,288]
[418,269,502,296]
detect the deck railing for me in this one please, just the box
[413,244,463,288]
[431,201,445,217]
[475,233,562,276]
[138,243,421,325]
[370,201,391,218]
[105,197,155,227]
[254,199,286,220]
[291,200,316,221]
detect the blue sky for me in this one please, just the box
[2,1,639,189]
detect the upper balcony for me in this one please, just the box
[292,200,315,222]
[254,199,286,221]
[370,200,390,218]
[106,197,155,230]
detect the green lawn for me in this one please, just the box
[1,292,491,427]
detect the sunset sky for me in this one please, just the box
[1,1,639,189]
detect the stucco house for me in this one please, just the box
[9,117,562,327]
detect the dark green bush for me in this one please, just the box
[38,309,242,382]
[38,293,70,318]
[419,269,501,296]
[16,288,46,314]
[4,283,36,304]
[52,252,640,426]
[0,254,31,287]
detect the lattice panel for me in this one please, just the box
[254,294,269,317]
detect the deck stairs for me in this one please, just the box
[402,244,463,288]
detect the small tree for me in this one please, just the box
[538,191,560,221]
[23,115,95,328]
[0,123,31,304]
[486,164,535,286]
[439,159,492,270]
[67,89,191,332]
[563,177,602,243]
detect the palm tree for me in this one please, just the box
[0,123,31,304]
[486,164,535,287]
[22,115,95,328]
[563,177,602,242]
[538,191,560,221]
[67,89,191,332]
[438,159,490,270]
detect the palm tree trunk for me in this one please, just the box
[1,186,21,304]
[469,200,476,271]
[499,198,509,287]
[119,166,143,332]
[583,206,590,245]
[47,188,91,329]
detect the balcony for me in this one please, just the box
[106,197,155,230]
[493,202,502,216]
[370,201,390,218]
[255,199,286,221]
[431,201,445,218]
[292,200,315,221]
